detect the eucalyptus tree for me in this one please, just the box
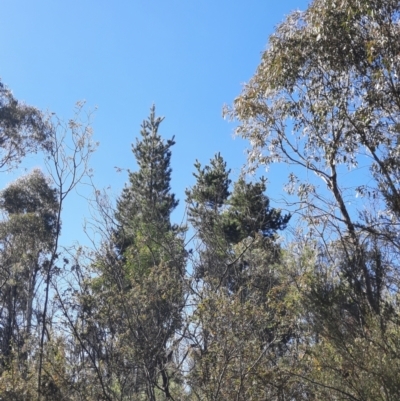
[0,88,96,399]
[227,0,400,309]
[0,170,58,368]
[0,80,52,171]
[227,0,400,398]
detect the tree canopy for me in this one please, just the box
[0,80,52,171]
[2,1,400,400]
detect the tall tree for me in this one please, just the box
[80,106,186,401]
[227,0,400,311]
[186,155,291,400]
[227,0,400,398]
[0,170,58,379]
[0,102,96,401]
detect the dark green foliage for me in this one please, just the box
[224,177,290,243]
[186,153,289,284]
[186,157,292,400]
[83,107,185,401]
[115,105,178,256]
[187,153,231,213]
[186,154,231,283]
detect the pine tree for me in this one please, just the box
[115,105,178,258]
[185,153,231,282]
[84,106,185,401]
[186,153,289,288]
[227,177,290,242]
[186,156,292,399]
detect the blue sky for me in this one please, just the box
[0,0,310,247]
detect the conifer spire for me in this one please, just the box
[115,105,178,254]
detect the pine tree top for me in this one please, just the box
[115,106,178,254]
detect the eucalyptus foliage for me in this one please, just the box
[0,81,52,171]
[226,0,400,399]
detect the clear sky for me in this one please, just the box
[0,0,310,247]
